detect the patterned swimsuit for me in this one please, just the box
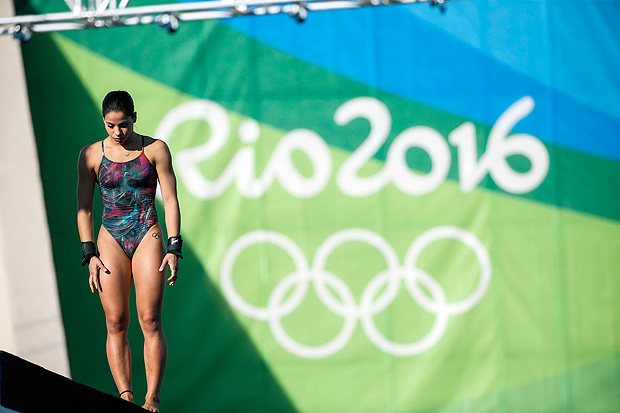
[98,138,158,258]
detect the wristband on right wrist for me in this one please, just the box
[81,241,99,266]
[166,235,183,259]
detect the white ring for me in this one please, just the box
[221,230,309,320]
[268,269,358,359]
[359,267,449,356]
[404,226,491,315]
[312,229,400,316]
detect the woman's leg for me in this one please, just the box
[132,223,167,412]
[97,227,134,402]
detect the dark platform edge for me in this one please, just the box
[0,350,144,412]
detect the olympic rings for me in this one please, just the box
[220,226,491,358]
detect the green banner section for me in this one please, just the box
[18,2,620,409]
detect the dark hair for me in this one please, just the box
[102,90,134,116]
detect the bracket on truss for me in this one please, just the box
[12,24,33,43]
[154,13,179,33]
[287,2,308,23]
[429,0,446,13]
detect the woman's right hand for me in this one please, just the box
[88,257,110,293]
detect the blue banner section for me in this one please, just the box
[218,2,620,161]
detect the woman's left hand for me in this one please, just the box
[160,253,179,286]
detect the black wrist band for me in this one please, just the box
[166,235,183,259]
[81,241,99,266]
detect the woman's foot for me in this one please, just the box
[119,390,134,403]
[143,396,160,412]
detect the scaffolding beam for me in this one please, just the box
[1,0,450,41]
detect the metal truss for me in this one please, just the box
[1,0,450,42]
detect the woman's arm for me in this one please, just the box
[155,141,181,238]
[77,144,109,292]
[77,146,96,242]
[151,139,181,285]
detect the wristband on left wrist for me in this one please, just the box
[166,235,183,259]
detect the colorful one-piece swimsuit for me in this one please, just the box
[98,138,158,258]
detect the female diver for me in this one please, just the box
[77,90,182,412]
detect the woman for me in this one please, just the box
[77,90,182,412]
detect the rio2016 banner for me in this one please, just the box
[17,0,620,411]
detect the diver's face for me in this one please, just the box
[103,111,136,145]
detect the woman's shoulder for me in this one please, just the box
[143,135,168,148]
[77,140,104,174]
[143,136,171,157]
[79,140,104,161]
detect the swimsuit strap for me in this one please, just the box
[101,139,105,155]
